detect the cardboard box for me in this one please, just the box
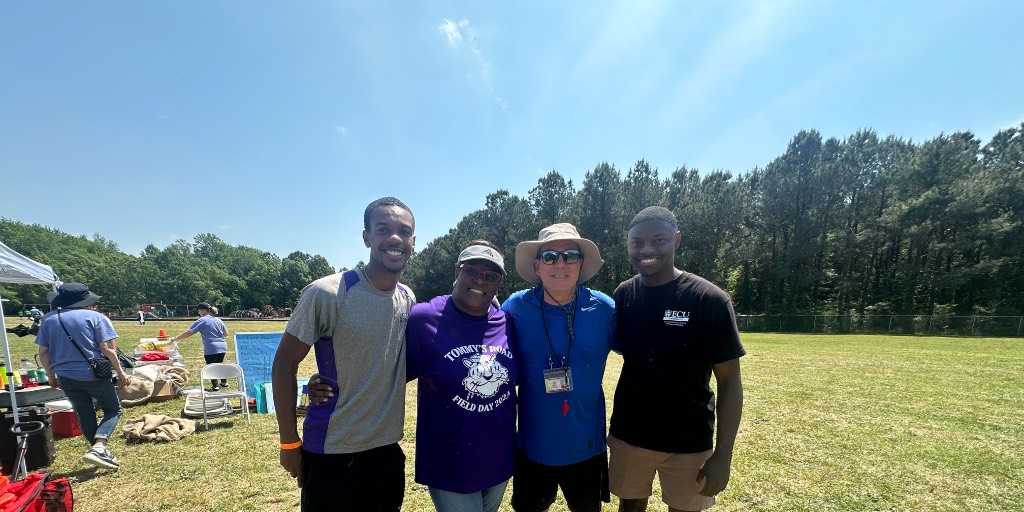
[150,380,176,402]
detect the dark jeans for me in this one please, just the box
[59,375,121,446]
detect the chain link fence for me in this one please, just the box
[736,315,1024,337]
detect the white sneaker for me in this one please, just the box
[83,446,119,470]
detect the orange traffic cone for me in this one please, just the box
[158,329,168,339]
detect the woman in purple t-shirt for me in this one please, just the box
[404,240,518,512]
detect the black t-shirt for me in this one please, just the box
[609,272,745,453]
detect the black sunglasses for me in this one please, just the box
[460,263,503,284]
[537,249,583,265]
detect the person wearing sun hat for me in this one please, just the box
[501,223,616,512]
[35,282,130,470]
[169,302,229,390]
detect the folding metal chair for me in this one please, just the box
[198,363,251,430]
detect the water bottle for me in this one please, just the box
[20,358,37,387]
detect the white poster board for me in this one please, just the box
[233,332,283,399]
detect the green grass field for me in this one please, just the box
[2,318,1021,511]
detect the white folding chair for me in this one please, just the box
[198,363,251,430]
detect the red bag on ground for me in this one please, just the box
[0,471,73,511]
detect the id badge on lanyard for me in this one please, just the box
[543,367,573,393]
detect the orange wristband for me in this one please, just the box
[280,441,302,450]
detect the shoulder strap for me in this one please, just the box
[343,269,361,291]
[344,269,411,298]
[56,309,97,362]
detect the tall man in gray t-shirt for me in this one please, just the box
[272,197,417,511]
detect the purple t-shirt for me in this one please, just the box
[406,295,517,494]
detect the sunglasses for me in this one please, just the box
[460,263,504,284]
[537,249,583,265]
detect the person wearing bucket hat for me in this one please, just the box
[272,196,416,511]
[608,206,745,512]
[169,302,229,390]
[305,239,518,512]
[501,223,616,512]
[35,282,130,470]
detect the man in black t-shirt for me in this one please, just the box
[609,206,745,512]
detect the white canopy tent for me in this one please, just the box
[0,242,59,286]
[0,240,61,476]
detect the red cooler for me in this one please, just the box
[49,411,81,438]
[43,401,82,438]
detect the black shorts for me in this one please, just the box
[203,352,226,365]
[300,443,405,512]
[511,448,610,512]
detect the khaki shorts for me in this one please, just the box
[607,434,715,511]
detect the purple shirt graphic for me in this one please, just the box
[406,295,518,494]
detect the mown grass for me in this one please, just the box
[2,319,1021,511]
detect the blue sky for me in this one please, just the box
[2,1,1022,271]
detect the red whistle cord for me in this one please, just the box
[562,401,569,416]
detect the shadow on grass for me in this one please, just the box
[61,465,117,484]
[192,417,249,432]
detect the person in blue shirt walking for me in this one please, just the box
[170,302,229,390]
[36,283,130,470]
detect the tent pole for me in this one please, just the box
[0,291,26,479]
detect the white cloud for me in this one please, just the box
[335,126,349,135]
[439,18,508,111]
[439,19,466,48]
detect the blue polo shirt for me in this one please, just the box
[502,286,616,466]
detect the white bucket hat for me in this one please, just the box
[514,223,603,285]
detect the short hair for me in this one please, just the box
[364,197,414,231]
[629,206,678,231]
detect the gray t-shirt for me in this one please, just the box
[286,268,416,454]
